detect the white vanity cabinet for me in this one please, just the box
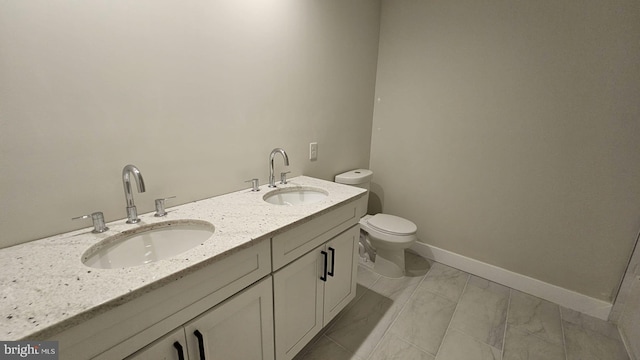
[273,226,358,360]
[53,239,272,359]
[37,187,366,360]
[123,195,362,360]
[127,276,274,360]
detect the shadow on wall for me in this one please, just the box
[368,182,384,215]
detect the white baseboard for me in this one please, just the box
[410,241,612,320]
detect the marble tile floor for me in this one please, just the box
[294,253,631,360]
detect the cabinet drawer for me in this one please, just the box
[271,198,363,271]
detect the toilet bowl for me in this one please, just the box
[335,169,418,278]
[360,214,417,278]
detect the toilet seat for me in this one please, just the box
[366,214,417,236]
[359,215,417,246]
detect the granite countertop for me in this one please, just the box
[0,176,366,341]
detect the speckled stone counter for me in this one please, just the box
[0,176,366,341]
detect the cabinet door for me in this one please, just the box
[323,225,359,325]
[273,248,324,360]
[126,327,187,360]
[184,276,274,360]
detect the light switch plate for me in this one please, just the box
[309,142,318,161]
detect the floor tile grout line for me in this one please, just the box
[297,317,340,360]
[447,327,504,354]
[320,269,377,358]
[432,273,471,359]
[326,263,379,334]
[321,334,361,359]
[363,267,432,360]
[505,293,571,359]
[321,263,422,360]
[434,277,510,353]
[391,337,438,358]
[375,264,470,358]
[508,312,568,347]
[308,260,630,360]
[617,327,635,360]
[559,308,632,359]
[501,288,512,359]
[559,305,569,360]
[393,270,497,357]
[394,335,439,359]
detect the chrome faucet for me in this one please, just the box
[269,148,289,187]
[122,164,146,223]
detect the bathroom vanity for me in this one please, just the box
[0,176,366,360]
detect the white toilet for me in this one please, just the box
[335,169,418,278]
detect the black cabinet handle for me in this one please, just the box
[320,250,328,282]
[173,341,185,360]
[328,247,336,277]
[194,330,206,360]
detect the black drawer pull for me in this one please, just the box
[173,341,185,360]
[320,250,328,282]
[328,247,336,277]
[194,330,206,360]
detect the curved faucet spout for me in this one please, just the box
[122,164,146,223]
[269,148,289,187]
[270,148,290,166]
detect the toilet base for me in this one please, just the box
[373,248,406,278]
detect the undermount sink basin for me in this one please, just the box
[263,187,329,206]
[82,220,214,269]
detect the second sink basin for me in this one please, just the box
[82,220,214,269]
[263,187,329,206]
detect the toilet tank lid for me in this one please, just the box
[334,169,373,185]
[367,214,417,235]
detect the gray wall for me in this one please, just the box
[370,0,640,301]
[0,0,381,248]
[2,0,639,307]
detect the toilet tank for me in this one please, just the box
[334,169,373,217]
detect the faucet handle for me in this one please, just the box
[280,171,291,185]
[73,212,109,233]
[154,196,176,217]
[245,178,260,192]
